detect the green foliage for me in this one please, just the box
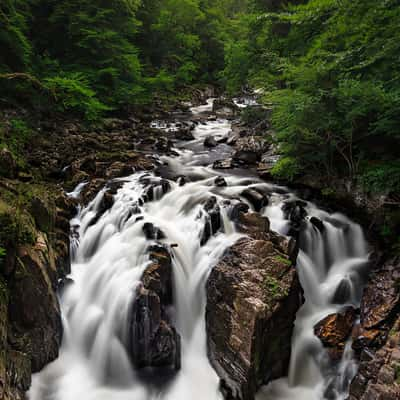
[0,118,31,167]
[359,162,400,194]
[275,255,292,266]
[271,157,300,181]
[0,0,249,116]
[44,74,110,121]
[264,275,287,299]
[225,0,400,192]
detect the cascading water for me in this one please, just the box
[29,100,369,400]
[258,203,369,400]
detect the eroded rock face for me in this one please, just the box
[206,212,302,400]
[349,317,400,400]
[354,258,400,350]
[129,245,181,373]
[349,257,400,400]
[0,185,72,399]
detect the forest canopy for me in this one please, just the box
[0,0,247,118]
[1,0,399,193]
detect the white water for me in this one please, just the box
[30,100,369,400]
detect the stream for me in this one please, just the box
[29,99,369,400]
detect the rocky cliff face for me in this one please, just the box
[0,181,74,399]
[206,210,302,400]
[349,256,400,400]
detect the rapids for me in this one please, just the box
[29,100,369,400]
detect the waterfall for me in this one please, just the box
[29,101,369,400]
[257,206,369,400]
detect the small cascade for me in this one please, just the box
[30,99,369,400]
[257,203,369,400]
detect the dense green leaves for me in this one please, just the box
[225,0,400,193]
[0,0,243,119]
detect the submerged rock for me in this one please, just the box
[206,215,301,400]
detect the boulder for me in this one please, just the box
[175,128,195,141]
[310,216,325,232]
[204,136,218,148]
[282,200,308,237]
[201,197,222,245]
[206,228,301,400]
[129,245,181,372]
[314,307,357,360]
[142,223,166,241]
[234,136,269,157]
[215,176,228,187]
[241,189,269,212]
[232,150,260,166]
[213,158,234,170]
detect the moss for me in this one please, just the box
[263,275,288,300]
[321,187,336,197]
[275,255,292,267]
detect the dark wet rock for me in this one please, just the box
[332,278,353,304]
[282,200,308,236]
[215,176,227,187]
[8,236,63,373]
[234,136,269,157]
[177,176,187,186]
[143,180,171,202]
[29,196,54,233]
[314,307,357,360]
[232,150,260,166]
[360,260,400,331]
[349,257,400,400]
[229,202,250,222]
[206,234,301,400]
[213,158,234,170]
[349,317,400,400]
[310,216,325,232]
[241,188,268,212]
[204,136,218,148]
[129,246,180,372]
[0,148,17,178]
[143,223,166,241]
[175,128,195,141]
[201,197,222,245]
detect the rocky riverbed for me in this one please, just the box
[0,92,399,400]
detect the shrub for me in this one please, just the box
[44,73,110,122]
[359,162,400,194]
[271,156,300,181]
